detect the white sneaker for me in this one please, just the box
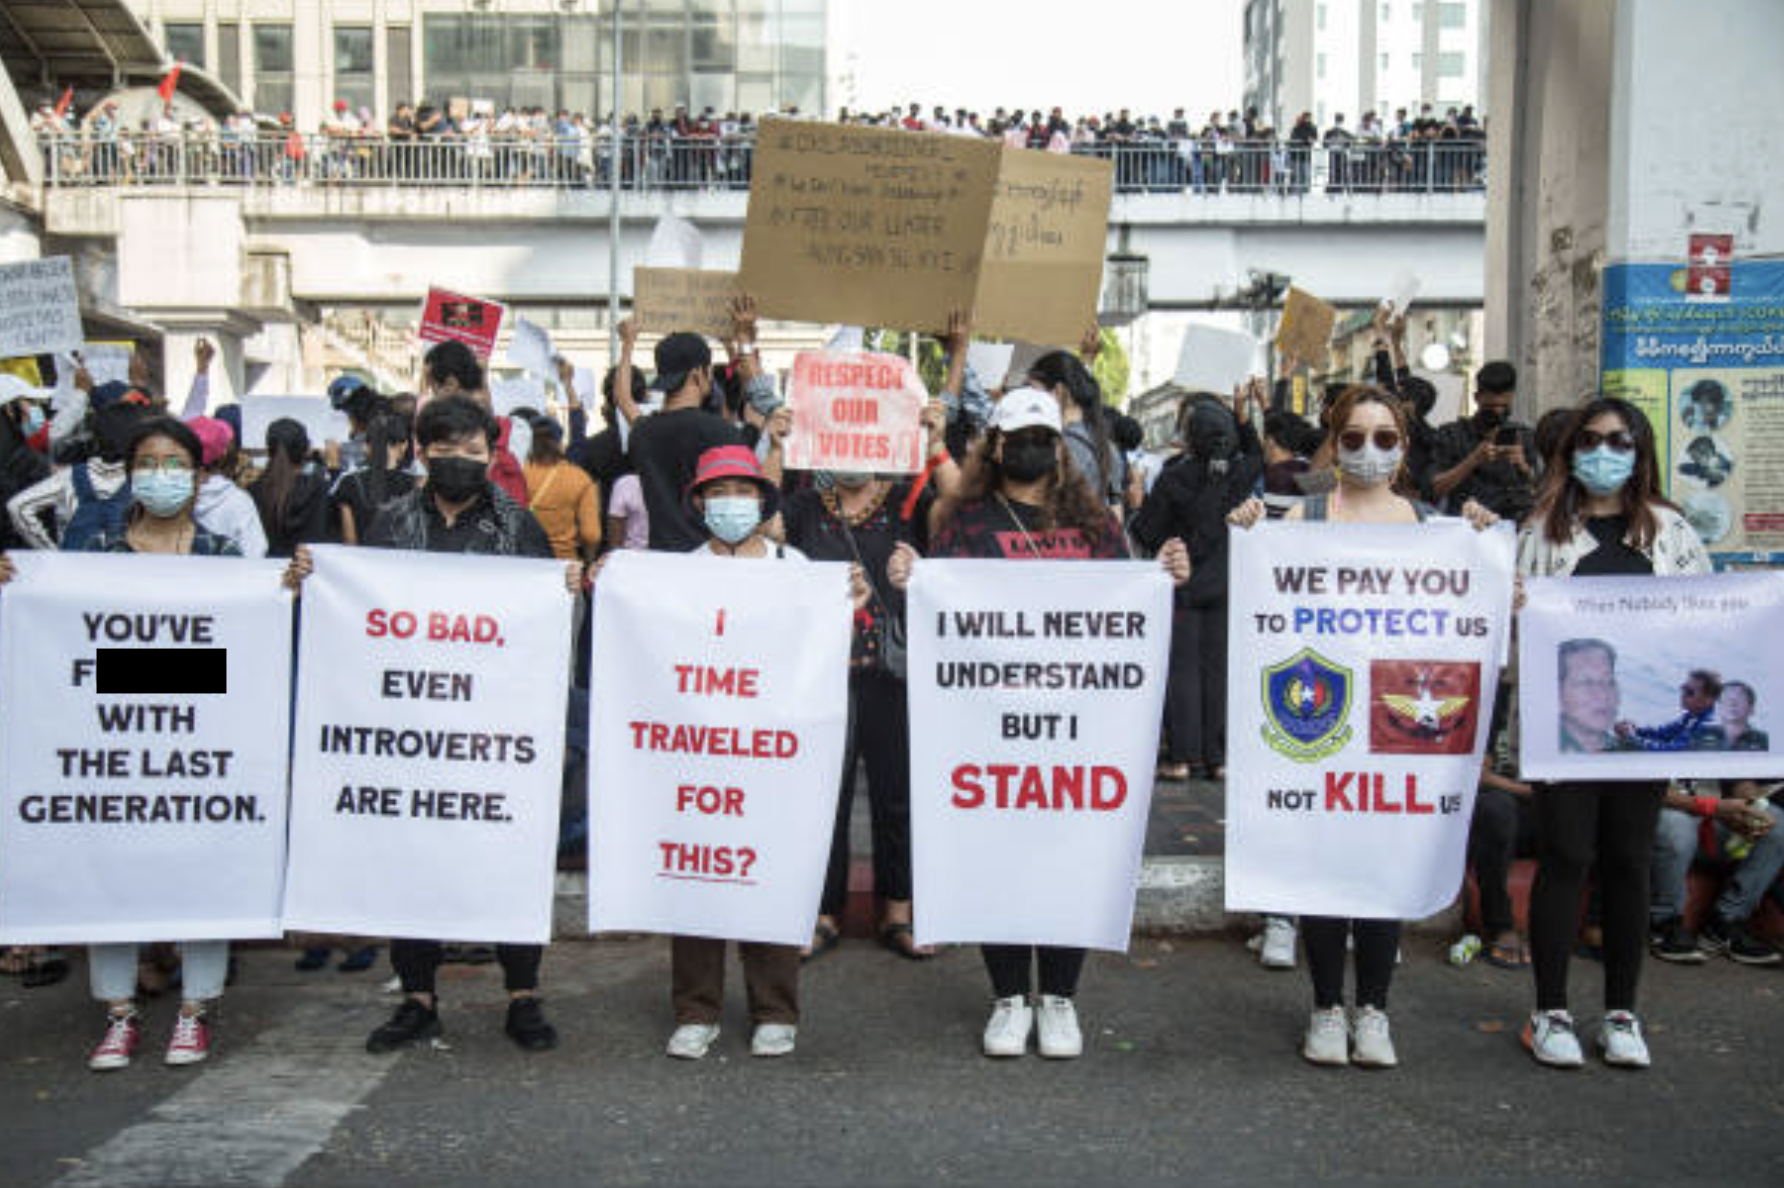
[750,1023,796,1058]
[982,995,1033,1058]
[1301,1006,1349,1066]
[1035,995,1083,1059]
[1260,917,1297,969]
[1598,1011,1651,1069]
[1350,1007,1397,1068]
[665,1022,720,1060]
[1524,1010,1585,1069]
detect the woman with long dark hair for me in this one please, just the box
[889,388,1188,1060]
[331,400,418,545]
[1516,395,1710,1071]
[249,418,330,557]
[1028,350,1125,510]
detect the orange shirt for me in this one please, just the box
[523,460,601,560]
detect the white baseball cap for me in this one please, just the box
[990,386,1063,435]
[0,373,53,407]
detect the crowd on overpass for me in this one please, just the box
[30,95,1486,195]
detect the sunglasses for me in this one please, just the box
[1575,429,1636,453]
[1337,428,1401,452]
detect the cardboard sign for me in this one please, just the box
[1275,287,1337,370]
[418,286,506,359]
[1518,572,1784,779]
[282,547,572,943]
[240,395,351,452]
[784,350,928,474]
[586,551,853,944]
[633,268,739,338]
[740,120,1112,344]
[907,560,1171,950]
[504,317,555,376]
[1173,324,1259,394]
[0,257,83,359]
[1224,522,1516,920]
[0,553,295,943]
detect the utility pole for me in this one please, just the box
[607,0,623,372]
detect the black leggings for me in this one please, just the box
[981,945,1087,999]
[1302,917,1400,1009]
[390,940,542,997]
[1529,781,1664,1013]
[1164,602,1228,768]
[820,670,913,918]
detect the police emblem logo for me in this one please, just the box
[1261,648,1355,762]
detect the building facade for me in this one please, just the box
[127,0,829,130]
[1244,0,1488,130]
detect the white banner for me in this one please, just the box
[0,257,82,359]
[282,546,572,943]
[587,551,852,945]
[1225,522,1516,920]
[908,560,1172,951]
[0,554,293,943]
[1519,572,1784,780]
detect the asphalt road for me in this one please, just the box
[3,936,1781,1187]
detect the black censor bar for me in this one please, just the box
[96,648,227,695]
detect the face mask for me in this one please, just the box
[20,406,45,437]
[1001,440,1057,483]
[1337,442,1403,487]
[131,469,194,517]
[703,495,761,544]
[830,471,872,490]
[1571,446,1634,495]
[426,455,488,502]
[1472,406,1505,434]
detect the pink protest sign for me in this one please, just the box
[784,350,927,475]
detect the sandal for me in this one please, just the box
[879,922,935,961]
[801,921,841,964]
[1157,762,1192,782]
[1484,937,1531,969]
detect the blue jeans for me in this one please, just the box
[89,942,229,1004]
[1650,803,1784,925]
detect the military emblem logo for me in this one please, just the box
[1261,648,1354,762]
[1370,661,1481,755]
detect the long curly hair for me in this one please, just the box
[941,426,1113,543]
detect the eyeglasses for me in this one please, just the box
[131,458,193,476]
[1337,428,1401,452]
[1575,429,1636,453]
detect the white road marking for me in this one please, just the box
[57,998,395,1188]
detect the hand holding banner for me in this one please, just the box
[907,560,1171,951]
[418,286,507,360]
[587,551,852,945]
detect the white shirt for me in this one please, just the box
[194,474,269,558]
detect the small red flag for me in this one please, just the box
[54,86,74,118]
[157,63,182,104]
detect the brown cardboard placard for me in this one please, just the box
[974,148,1115,347]
[633,268,740,338]
[740,119,1117,344]
[1275,286,1337,370]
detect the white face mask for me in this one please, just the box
[1337,442,1403,487]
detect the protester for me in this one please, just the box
[8,395,146,550]
[522,414,602,562]
[186,416,269,558]
[330,400,418,545]
[1430,361,1536,520]
[604,471,649,551]
[248,418,331,557]
[1230,385,1497,1069]
[887,388,1189,1060]
[1,416,240,1069]
[1650,780,1782,966]
[1030,342,1125,509]
[286,395,579,1054]
[419,342,528,504]
[1469,687,1536,970]
[1515,395,1712,1071]
[0,375,53,549]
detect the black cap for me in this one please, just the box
[651,332,713,393]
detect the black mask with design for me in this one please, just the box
[1001,439,1057,483]
[427,455,489,501]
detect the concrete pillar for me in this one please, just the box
[294,0,324,133]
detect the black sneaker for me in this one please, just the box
[1697,915,1732,956]
[366,999,441,1053]
[505,997,558,1052]
[1650,918,1706,963]
[1723,923,1782,966]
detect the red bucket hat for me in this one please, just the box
[683,444,780,520]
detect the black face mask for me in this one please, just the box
[1472,406,1505,434]
[427,455,488,502]
[1002,440,1057,483]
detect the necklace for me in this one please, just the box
[822,482,888,528]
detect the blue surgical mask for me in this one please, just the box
[20,406,45,437]
[703,495,761,544]
[131,469,195,517]
[1571,446,1634,495]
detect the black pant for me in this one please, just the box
[1529,781,1664,1013]
[1302,917,1400,1009]
[390,939,542,997]
[981,945,1087,999]
[820,670,913,918]
[1469,786,1535,937]
[1165,601,1227,768]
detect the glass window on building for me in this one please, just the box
[218,23,241,99]
[1437,51,1466,77]
[1316,52,1327,79]
[1439,2,1468,28]
[1317,4,1327,31]
[1380,3,1390,21]
[164,22,206,67]
[333,27,376,115]
[254,23,295,116]
[1379,52,1390,71]
[387,27,413,107]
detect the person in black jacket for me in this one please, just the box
[1131,385,1264,780]
[248,418,331,558]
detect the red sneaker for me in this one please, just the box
[88,1011,141,1072]
[164,1010,210,1066]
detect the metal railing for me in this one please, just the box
[36,133,1486,195]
